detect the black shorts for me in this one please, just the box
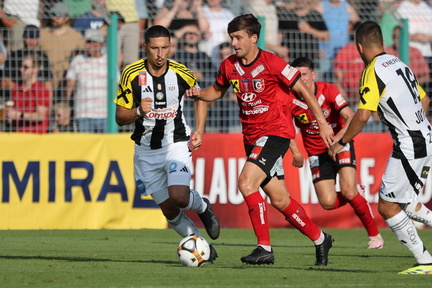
[245,135,290,187]
[309,141,356,184]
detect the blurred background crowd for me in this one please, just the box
[0,0,431,134]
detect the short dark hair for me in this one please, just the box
[227,14,261,39]
[355,21,383,48]
[291,57,314,70]
[144,25,171,43]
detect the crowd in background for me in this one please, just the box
[0,0,431,133]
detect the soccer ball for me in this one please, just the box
[177,235,210,267]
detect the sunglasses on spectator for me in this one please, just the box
[21,65,32,70]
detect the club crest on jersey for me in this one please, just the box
[253,79,265,93]
[168,83,176,91]
[323,108,330,118]
[138,72,147,86]
[156,92,164,100]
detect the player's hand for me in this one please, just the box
[190,130,202,150]
[139,97,153,115]
[184,87,201,99]
[328,142,343,161]
[292,154,304,168]
[319,122,334,148]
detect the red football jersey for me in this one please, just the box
[216,50,301,145]
[289,82,348,155]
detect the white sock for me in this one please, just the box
[386,210,432,264]
[313,232,325,246]
[403,201,432,228]
[167,211,201,238]
[184,189,206,213]
[258,245,272,252]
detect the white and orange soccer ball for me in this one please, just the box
[177,235,210,267]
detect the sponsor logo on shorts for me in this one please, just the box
[421,166,430,179]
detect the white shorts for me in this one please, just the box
[134,141,192,204]
[380,156,431,204]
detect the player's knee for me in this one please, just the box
[320,201,336,210]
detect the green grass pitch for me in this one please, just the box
[0,228,431,287]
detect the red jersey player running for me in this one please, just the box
[185,14,335,266]
[288,57,384,249]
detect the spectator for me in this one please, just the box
[65,29,110,133]
[106,0,147,68]
[207,41,240,132]
[153,0,209,39]
[199,0,235,61]
[63,0,92,18]
[245,0,289,61]
[333,22,363,108]
[396,0,432,98]
[175,24,216,88]
[0,0,40,52]
[277,0,329,65]
[72,0,109,36]
[377,0,402,48]
[385,26,430,87]
[315,0,359,82]
[51,101,76,132]
[168,32,178,59]
[39,2,86,103]
[6,53,51,133]
[3,25,53,101]
[136,0,149,48]
[174,23,216,127]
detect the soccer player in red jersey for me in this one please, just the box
[185,14,334,266]
[288,57,384,249]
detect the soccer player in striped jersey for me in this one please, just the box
[288,57,384,249]
[114,25,219,262]
[185,14,335,266]
[329,21,432,274]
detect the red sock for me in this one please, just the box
[244,192,270,246]
[282,197,321,241]
[349,193,379,237]
[332,192,349,209]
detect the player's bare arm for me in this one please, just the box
[289,138,304,168]
[292,79,334,147]
[191,99,208,150]
[184,83,228,102]
[329,108,371,160]
[115,98,153,126]
[332,106,355,144]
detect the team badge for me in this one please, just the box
[156,92,164,100]
[252,79,265,93]
[138,72,147,86]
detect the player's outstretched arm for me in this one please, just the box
[191,99,208,150]
[185,83,227,102]
[329,108,370,160]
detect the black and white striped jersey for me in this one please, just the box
[114,59,198,149]
[358,52,432,159]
